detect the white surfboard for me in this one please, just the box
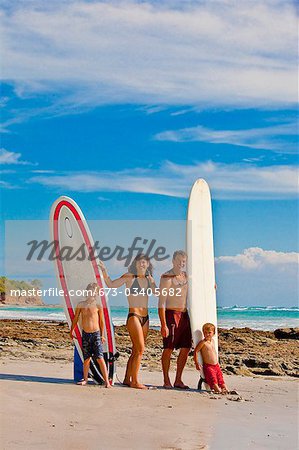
[49,196,117,384]
[186,179,218,389]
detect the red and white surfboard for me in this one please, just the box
[50,196,116,384]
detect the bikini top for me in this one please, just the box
[128,275,151,295]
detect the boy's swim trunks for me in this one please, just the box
[82,330,103,360]
[203,363,225,389]
[163,309,192,349]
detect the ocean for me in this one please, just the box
[0,305,298,331]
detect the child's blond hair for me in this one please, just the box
[202,323,216,334]
[85,282,98,293]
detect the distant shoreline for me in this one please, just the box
[0,305,298,332]
[0,304,61,308]
[1,304,298,308]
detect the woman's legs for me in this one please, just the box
[124,318,149,385]
[123,346,135,385]
[126,316,147,389]
[142,318,149,342]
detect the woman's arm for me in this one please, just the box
[98,260,128,288]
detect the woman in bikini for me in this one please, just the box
[98,254,156,389]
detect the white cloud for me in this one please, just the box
[0,96,9,107]
[1,1,297,109]
[242,157,265,163]
[0,180,16,189]
[155,121,298,153]
[170,109,193,117]
[31,170,55,174]
[0,169,16,174]
[216,247,298,271]
[29,160,299,199]
[0,148,36,165]
[215,246,298,306]
[97,196,111,202]
[138,105,166,115]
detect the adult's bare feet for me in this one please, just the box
[77,379,88,386]
[130,382,148,390]
[163,383,173,389]
[174,382,189,389]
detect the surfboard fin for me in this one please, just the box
[108,352,120,363]
[197,377,206,390]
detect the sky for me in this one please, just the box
[0,0,298,306]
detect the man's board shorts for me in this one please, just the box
[203,363,225,389]
[163,309,192,350]
[82,330,103,360]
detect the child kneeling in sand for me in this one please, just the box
[70,282,111,388]
[193,323,227,394]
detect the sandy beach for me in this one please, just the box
[0,319,298,449]
[1,360,297,450]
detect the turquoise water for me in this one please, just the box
[0,305,298,331]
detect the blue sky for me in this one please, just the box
[1,0,298,306]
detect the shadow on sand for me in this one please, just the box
[0,373,73,384]
[0,374,128,387]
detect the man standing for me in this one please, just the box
[158,250,192,389]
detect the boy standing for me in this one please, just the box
[193,323,227,393]
[70,282,111,388]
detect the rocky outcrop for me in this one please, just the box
[0,277,44,306]
[0,321,298,378]
[274,328,299,340]
[219,327,299,378]
[1,293,44,306]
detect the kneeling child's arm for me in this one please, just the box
[193,340,205,370]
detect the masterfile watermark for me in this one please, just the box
[26,236,169,266]
[9,287,182,299]
[10,288,104,298]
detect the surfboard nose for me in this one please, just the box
[194,178,209,191]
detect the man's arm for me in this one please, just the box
[148,274,157,291]
[98,305,106,343]
[70,304,81,339]
[158,275,171,338]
